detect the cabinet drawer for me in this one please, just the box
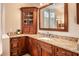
[10,49,19,56]
[10,38,19,49]
[55,47,66,56]
[19,48,26,56]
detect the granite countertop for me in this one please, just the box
[0,39,2,56]
[8,34,79,54]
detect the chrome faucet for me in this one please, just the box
[47,32,51,38]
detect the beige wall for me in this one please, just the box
[4,3,40,33]
[0,3,2,55]
[38,3,79,38]
[4,3,79,38]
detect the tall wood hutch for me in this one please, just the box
[20,7,38,34]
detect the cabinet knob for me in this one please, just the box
[62,52,65,53]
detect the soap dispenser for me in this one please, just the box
[16,29,21,34]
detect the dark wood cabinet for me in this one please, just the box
[10,48,19,56]
[27,37,33,55]
[39,41,52,56]
[18,37,26,55]
[28,38,53,56]
[54,46,78,56]
[77,3,79,24]
[10,36,79,56]
[52,45,55,56]
[31,39,41,56]
[66,50,73,56]
[20,7,38,34]
[26,37,79,56]
[10,36,26,56]
[25,37,34,55]
[54,46,66,56]
[10,38,19,49]
[25,36,30,54]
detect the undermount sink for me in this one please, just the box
[39,37,76,46]
[38,37,51,40]
[38,36,58,40]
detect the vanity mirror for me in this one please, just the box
[39,3,68,32]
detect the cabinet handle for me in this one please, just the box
[62,52,65,53]
[13,39,17,40]
[55,52,60,56]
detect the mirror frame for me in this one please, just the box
[39,3,68,32]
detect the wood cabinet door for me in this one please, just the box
[65,50,72,56]
[29,25,34,34]
[54,47,66,56]
[39,41,52,56]
[27,38,33,55]
[18,37,26,48]
[52,45,55,56]
[18,37,26,55]
[10,48,19,56]
[54,46,78,56]
[31,39,41,56]
[10,38,19,49]
[31,44,41,56]
[22,26,29,34]
[10,38,19,56]
[77,54,79,56]
[25,37,30,53]
[10,37,26,56]
[41,48,52,56]
[72,52,78,56]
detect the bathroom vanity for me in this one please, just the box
[9,34,79,56]
[5,3,79,56]
[10,36,26,56]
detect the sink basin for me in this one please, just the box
[38,37,50,40]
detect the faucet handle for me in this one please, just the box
[47,32,49,34]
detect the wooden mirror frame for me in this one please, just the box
[39,3,68,32]
[77,3,79,24]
